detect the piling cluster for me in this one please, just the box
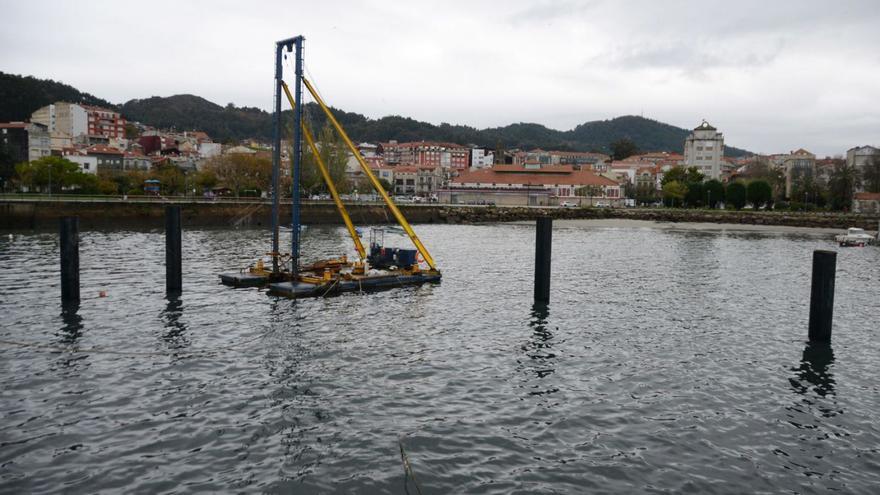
[60,206,183,303]
[56,212,839,343]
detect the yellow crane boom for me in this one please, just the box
[281,81,366,261]
[302,77,439,272]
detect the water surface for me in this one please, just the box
[1,223,879,493]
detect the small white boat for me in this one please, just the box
[835,227,874,247]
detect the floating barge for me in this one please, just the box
[219,35,441,298]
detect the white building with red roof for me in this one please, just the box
[439,164,621,206]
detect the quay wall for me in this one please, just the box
[1,200,878,231]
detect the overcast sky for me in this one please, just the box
[3,0,879,156]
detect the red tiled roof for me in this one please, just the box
[0,122,28,129]
[86,145,123,155]
[453,167,617,187]
[854,192,880,201]
[492,164,574,173]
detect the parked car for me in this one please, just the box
[559,201,577,208]
[595,202,610,208]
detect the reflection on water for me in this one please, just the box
[519,303,558,396]
[788,342,841,421]
[161,295,189,349]
[57,302,83,344]
[790,342,836,397]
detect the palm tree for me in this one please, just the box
[827,163,861,211]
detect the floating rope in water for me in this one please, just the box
[399,439,424,495]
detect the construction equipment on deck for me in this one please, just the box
[218,35,441,297]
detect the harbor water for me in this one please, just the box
[1,222,879,493]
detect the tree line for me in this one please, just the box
[650,156,880,211]
[5,123,373,198]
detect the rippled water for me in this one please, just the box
[1,222,879,494]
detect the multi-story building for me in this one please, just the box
[357,142,379,158]
[2,121,49,164]
[27,123,51,162]
[846,145,879,169]
[416,165,444,197]
[62,151,99,174]
[31,102,89,149]
[82,105,126,140]
[512,150,610,170]
[2,122,52,163]
[370,166,395,188]
[781,148,816,198]
[86,145,124,172]
[470,148,494,169]
[683,120,725,180]
[0,123,30,164]
[513,149,554,167]
[380,141,469,169]
[392,166,418,195]
[847,146,879,192]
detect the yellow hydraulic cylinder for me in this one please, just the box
[281,81,366,261]
[302,77,439,272]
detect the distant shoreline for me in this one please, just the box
[514,218,855,235]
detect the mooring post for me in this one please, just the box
[60,216,80,303]
[165,205,182,293]
[534,217,552,303]
[808,250,836,342]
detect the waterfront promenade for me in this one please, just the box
[1,194,879,232]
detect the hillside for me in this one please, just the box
[0,72,116,122]
[123,97,752,157]
[121,95,271,143]
[1,72,751,156]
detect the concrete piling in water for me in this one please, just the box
[808,250,836,342]
[60,216,80,303]
[534,217,552,304]
[165,206,182,293]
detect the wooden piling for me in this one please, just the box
[60,216,80,303]
[808,249,836,342]
[165,205,182,293]
[534,217,552,303]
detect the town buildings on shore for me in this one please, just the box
[3,104,878,208]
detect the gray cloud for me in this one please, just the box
[1,0,878,156]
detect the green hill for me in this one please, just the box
[121,95,271,143]
[1,72,751,156]
[0,72,116,122]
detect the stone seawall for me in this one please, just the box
[1,200,878,231]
